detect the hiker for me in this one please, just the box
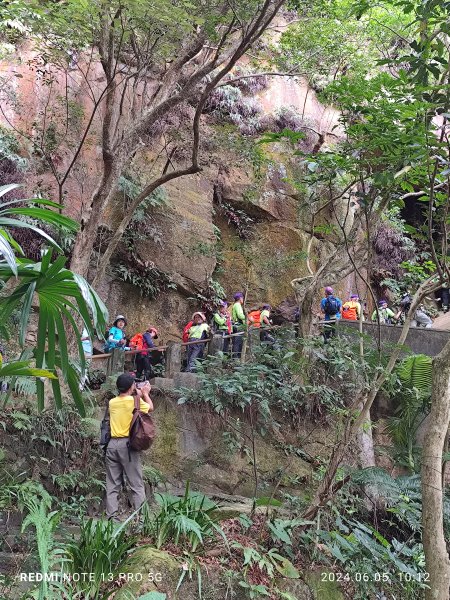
[260,304,276,345]
[186,312,210,372]
[371,300,397,324]
[442,287,449,313]
[248,306,261,328]
[413,304,433,328]
[231,292,246,358]
[398,292,412,321]
[398,292,432,327]
[81,327,93,357]
[132,327,159,380]
[341,294,363,321]
[212,301,232,354]
[105,373,153,520]
[104,315,129,353]
[294,306,301,338]
[79,327,93,390]
[182,318,193,343]
[320,286,342,341]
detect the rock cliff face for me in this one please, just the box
[0,49,355,340]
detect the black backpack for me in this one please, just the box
[324,296,340,316]
[99,400,111,452]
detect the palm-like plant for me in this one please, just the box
[0,183,76,273]
[0,184,108,413]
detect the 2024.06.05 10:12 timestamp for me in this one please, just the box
[320,572,430,584]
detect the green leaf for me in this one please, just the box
[19,281,36,346]
[0,217,64,253]
[5,207,78,231]
[267,521,292,545]
[273,557,300,579]
[0,183,21,198]
[254,497,283,508]
[397,354,432,394]
[0,362,56,379]
[0,230,18,275]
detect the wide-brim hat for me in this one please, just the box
[113,314,127,326]
[192,312,206,322]
[147,327,159,339]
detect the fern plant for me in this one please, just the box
[21,497,61,600]
[397,354,432,393]
[387,354,432,472]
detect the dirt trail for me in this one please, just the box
[432,312,450,330]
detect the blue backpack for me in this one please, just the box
[324,296,340,316]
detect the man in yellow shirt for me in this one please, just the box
[105,373,154,519]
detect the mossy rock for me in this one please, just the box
[148,404,180,475]
[305,570,345,600]
[114,546,248,600]
[275,576,313,599]
[93,376,118,407]
[114,547,182,599]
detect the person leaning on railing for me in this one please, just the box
[231,292,246,359]
[212,301,232,354]
[185,312,210,372]
[259,304,276,345]
[371,299,397,324]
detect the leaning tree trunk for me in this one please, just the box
[422,340,450,600]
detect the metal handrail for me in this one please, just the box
[90,325,284,361]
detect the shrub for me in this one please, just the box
[204,85,266,136]
[219,201,255,240]
[113,262,176,299]
[178,342,304,428]
[146,481,226,552]
[63,517,137,598]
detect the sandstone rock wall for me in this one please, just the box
[0,48,359,342]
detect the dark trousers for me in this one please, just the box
[232,332,244,359]
[323,320,337,342]
[442,288,449,312]
[260,329,276,345]
[136,354,153,380]
[186,343,204,372]
[218,330,230,354]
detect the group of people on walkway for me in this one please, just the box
[93,286,437,373]
[99,292,277,376]
[320,287,434,341]
[182,292,276,372]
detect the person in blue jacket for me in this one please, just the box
[104,315,129,352]
[320,287,342,341]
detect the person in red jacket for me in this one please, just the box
[135,327,159,380]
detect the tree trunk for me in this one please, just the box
[69,161,121,277]
[422,340,450,600]
[356,408,376,468]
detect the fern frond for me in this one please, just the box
[397,354,432,394]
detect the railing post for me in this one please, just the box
[207,334,224,356]
[106,348,124,376]
[165,341,182,378]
